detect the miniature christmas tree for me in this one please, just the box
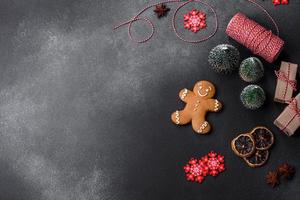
[240,85,266,110]
[208,44,240,74]
[239,57,264,83]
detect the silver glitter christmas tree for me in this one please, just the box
[208,44,240,74]
[240,85,266,110]
[239,57,264,83]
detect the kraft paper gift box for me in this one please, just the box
[274,93,300,136]
[274,61,297,103]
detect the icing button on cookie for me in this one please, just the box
[171,80,223,134]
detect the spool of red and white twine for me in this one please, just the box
[226,13,284,63]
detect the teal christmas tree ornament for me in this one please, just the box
[240,85,266,110]
[208,44,240,74]
[239,57,264,83]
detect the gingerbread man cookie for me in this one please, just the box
[171,80,222,134]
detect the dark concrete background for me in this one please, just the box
[0,0,299,199]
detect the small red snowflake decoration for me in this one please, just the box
[183,151,225,184]
[273,0,289,6]
[183,9,207,33]
[272,0,281,5]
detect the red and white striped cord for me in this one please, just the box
[114,0,217,43]
[114,0,279,44]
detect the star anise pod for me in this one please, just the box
[266,171,280,187]
[153,4,170,18]
[278,163,295,179]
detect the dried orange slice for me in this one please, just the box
[243,149,269,168]
[250,127,274,150]
[231,134,255,158]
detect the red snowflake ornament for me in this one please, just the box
[272,0,281,6]
[184,9,207,33]
[206,151,225,176]
[183,151,225,184]
[273,0,289,6]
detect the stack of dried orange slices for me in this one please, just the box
[231,127,274,168]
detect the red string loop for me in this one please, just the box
[114,0,218,43]
[114,0,280,44]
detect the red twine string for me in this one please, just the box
[275,70,297,92]
[114,0,278,44]
[114,0,218,43]
[281,98,300,132]
[287,99,300,121]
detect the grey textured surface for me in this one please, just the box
[0,0,299,199]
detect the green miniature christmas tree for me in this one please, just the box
[240,85,266,110]
[239,57,264,83]
[208,44,240,74]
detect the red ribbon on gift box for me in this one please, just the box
[281,98,300,131]
[275,70,297,91]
